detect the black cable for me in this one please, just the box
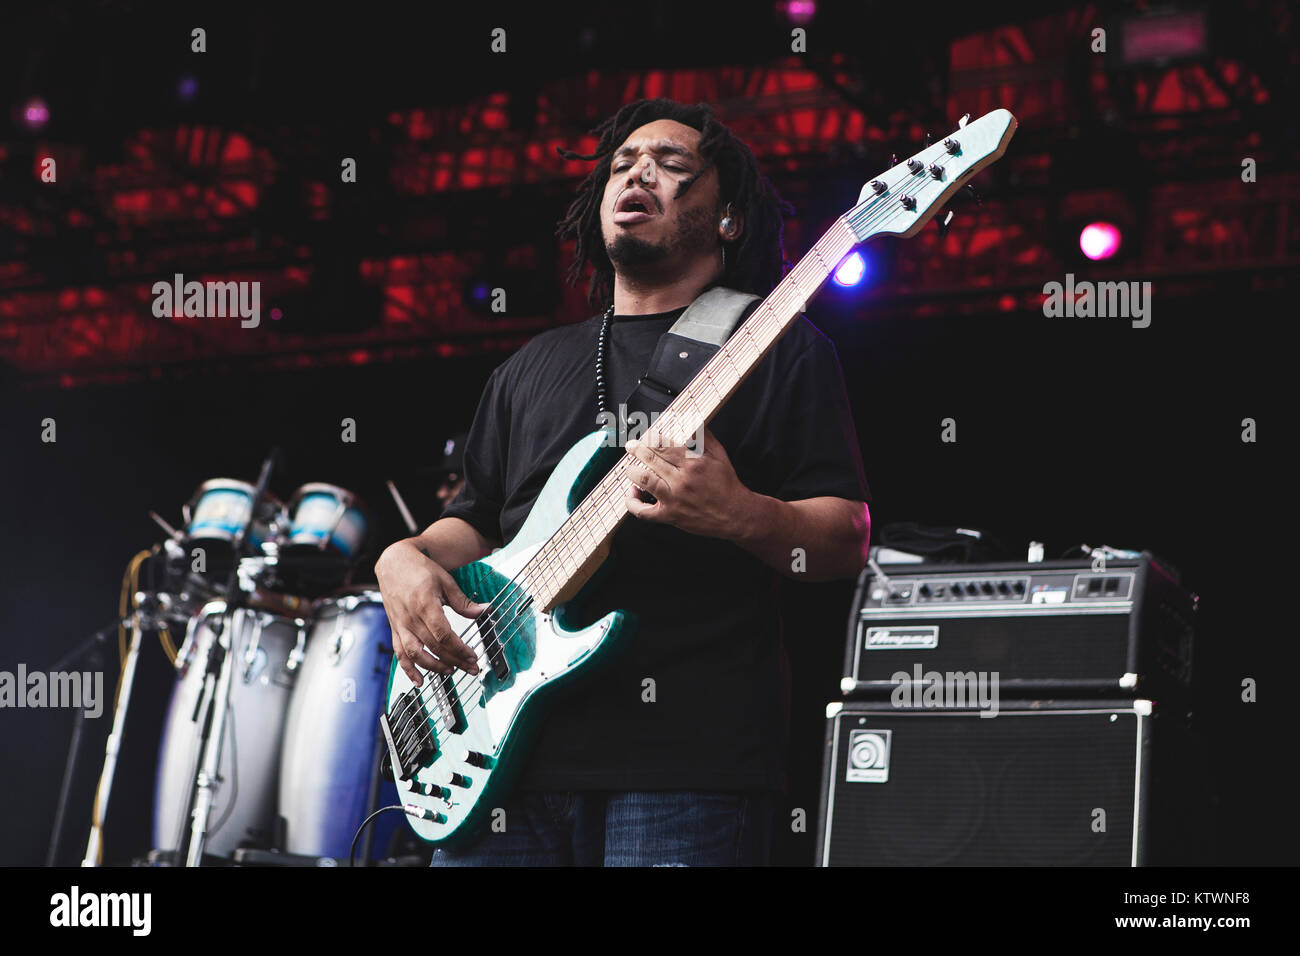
[350,805,406,867]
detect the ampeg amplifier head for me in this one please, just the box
[841,552,1195,699]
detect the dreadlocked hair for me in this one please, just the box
[555,98,794,314]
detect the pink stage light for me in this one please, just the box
[1079,222,1122,261]
[781,1,816,26]
[23,97,50,130]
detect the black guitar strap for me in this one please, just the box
[619,285,762,420]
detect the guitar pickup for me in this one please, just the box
[477,615,511,683]
[428,671,466,735]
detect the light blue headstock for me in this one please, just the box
[846,109,1018,241]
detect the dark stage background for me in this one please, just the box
[1,1,1295,867]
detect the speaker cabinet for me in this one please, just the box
[815,699,1206,866]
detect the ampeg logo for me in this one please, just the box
[846,729,892,783]
[864,625,938,650]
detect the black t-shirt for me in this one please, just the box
[441,293,870,793]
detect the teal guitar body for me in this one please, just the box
[381,429,634,846]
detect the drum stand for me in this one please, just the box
[178,604,243,866]
[171,450,283,866]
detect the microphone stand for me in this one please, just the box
[45,619,116,867]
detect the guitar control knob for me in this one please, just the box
[463,750,496,769]
[449,772,472,788]
[409,781,451,800]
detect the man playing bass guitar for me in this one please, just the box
[375,98,871,866]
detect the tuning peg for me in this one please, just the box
[957,113,970,129]
[937,210,954,238]
[964,183,982,206]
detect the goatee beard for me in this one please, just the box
[607,233,669,268]
[605,205,717,275]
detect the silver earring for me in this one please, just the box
[720,216,733,233]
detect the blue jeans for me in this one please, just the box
[428,790,776,866]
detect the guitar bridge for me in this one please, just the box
[382,688,438,780]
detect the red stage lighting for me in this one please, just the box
[1120,10,1208,65]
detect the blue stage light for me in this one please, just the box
[832,251,867,287]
